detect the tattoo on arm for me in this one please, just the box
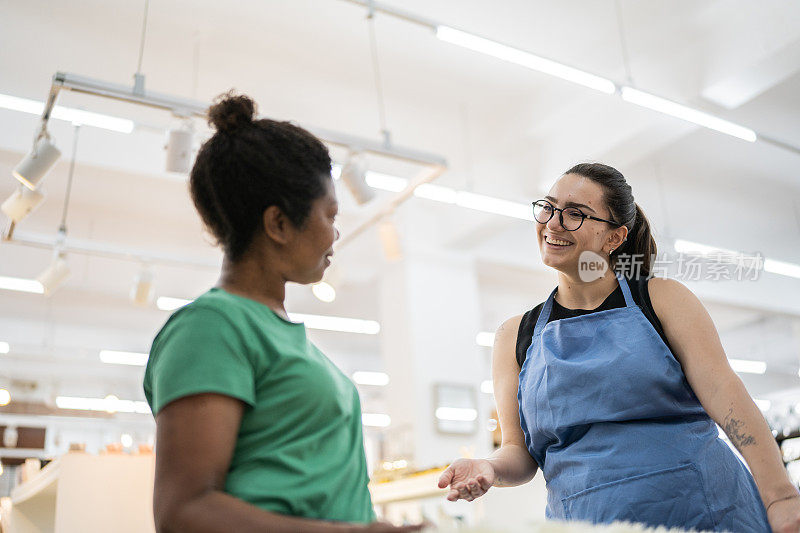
[723,408,756,449]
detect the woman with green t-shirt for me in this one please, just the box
[143,93,423,533]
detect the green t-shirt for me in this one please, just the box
[143,288,375,523]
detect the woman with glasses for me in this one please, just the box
[439,163,798,532]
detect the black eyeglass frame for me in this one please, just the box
[531,199,622,231]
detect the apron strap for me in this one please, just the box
[615,270,636,308]
[532,286,558,339]
[534,271,636,338]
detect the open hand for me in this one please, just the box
[437,458,496,502]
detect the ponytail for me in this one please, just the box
[564,163,657,278]
[610,202,657,277]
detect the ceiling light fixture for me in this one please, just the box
[352,371,390,386]
[435,26,617,95]
[311,281,336,303]
[675,239,800,280]
[13,135,61,191]
[620,87,757,142]
[0,276,44,294]
[0,93,135,133]
[130,266,155,306]
[476,332,495,347]
[0,389,10,407]
[100,350,149,366]
[729,358,767,375]
[156,296,381,334]
[164,120,195,174]
[55,395,151,414]
[156,296,192,311]
[0,342,9,354]
[340,151,375,204]
[362,413,391,427]
[289,313,381,335]
[1,185,46,224]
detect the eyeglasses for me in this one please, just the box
[532,199,621,231]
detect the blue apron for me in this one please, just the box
[517,272,771,531]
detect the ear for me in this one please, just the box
[607,226,628,252]
[262,205,293,245]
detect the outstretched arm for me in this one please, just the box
[649,278,800,531]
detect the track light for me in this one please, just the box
[37,247,70,297]
[13,135,61,190]
[340,151,375,205]
[164,121,195,174]
[130,266,154,306]
[1,185,45,223]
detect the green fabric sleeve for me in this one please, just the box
[149,305,256,414]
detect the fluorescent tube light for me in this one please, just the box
[480,380,494,394]
[675,239,800,279]
[476,332,495,347]
[673,239,738,256]
[362,413,391,427]
[289,313,381,335]
[156,296,193,311]
[352,371,390,386]
[764,259,800,280]
[365,171,408,192]
[157,296,381,335]
[0,93,134,133]
[55,395,151,414]
[435,407,478,422]
[0,276,44,294]
[620,87,757,142]
[414,183,457,203]
[100,350,148,366]
[456,191,533,220]
[753,398,771,411]
[0,342,9,354]
[728,358,767,375]
[436,26,617,95]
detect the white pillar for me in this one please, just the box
[379,251,491,468]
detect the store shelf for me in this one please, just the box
[369,469,448,504]
[7,452,155,533]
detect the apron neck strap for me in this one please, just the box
[533,270,637,338]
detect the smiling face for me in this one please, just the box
[537,173,627,276]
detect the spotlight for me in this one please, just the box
[340,151,374,205]
[130,266,154,306]
[164,121,194,174]
[312,281,336,303]
[13,135,61,190]
[37,253,70,296]
[1,185,45,223]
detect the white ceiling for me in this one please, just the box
[1,0,800,429]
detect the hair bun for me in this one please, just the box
[208,91,257,133]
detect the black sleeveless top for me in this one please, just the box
[515,276,675,368]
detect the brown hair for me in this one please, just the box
[564,162,657,277]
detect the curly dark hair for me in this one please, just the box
[190,91,332,261]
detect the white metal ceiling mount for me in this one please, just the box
[46,71,447,167]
